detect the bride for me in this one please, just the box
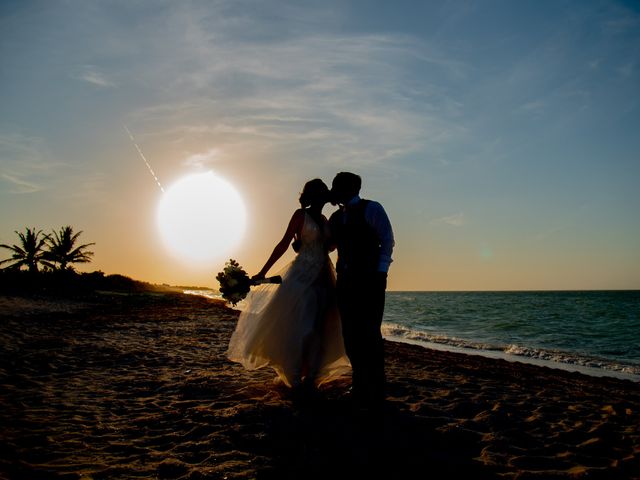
[227,179,350,390]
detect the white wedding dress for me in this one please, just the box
[227,212,350,387]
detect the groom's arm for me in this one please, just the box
[366,201,394,273]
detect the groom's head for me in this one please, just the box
[330,172,361,205]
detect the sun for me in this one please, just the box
[157,171,247,263]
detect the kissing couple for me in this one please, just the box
[227,172,394,408]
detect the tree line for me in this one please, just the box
[0,226,94,273]
[0,227,169,295]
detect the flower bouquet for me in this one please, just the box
[216,259,281,306]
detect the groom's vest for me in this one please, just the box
[330,199,381,277]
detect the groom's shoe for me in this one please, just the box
[351,386,386,416]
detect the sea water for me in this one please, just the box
[188,289,640,381]
[382,291,640,381]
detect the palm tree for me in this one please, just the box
[0,227,49,273]
[44,226,95,271]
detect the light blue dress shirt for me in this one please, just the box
[344,195,395,273]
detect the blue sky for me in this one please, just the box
[1,0,639,289]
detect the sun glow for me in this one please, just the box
[157,171,247,263]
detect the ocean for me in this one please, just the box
[382,291,640,381]
[187,289,640,381]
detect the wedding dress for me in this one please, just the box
[227,212,350,387]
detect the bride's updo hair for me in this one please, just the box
[299,178,329,208]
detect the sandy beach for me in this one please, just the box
[1,291,639,479]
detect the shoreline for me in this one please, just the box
[385,335,640,383]
[1,291,639,479]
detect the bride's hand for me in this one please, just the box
[251,273,265,281]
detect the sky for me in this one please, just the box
[1,0,639,291]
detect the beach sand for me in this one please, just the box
[1,292,639,479]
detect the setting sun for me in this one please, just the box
[157,171,247,263]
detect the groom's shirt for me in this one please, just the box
[344,195,395,273]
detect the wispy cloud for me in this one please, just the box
[0,133,45,193]
[432,212,465,227]
[1,173,40,194]
[0,133,62,194]
[77,66,115,88]
[121,6,466,171]
[533,225,571,242]
[183,148,222,168]
[519,100,546,115]
[588,58,602,70]
[603,15,640,34]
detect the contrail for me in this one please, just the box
[123,125,165,193]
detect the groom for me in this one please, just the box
[329,172,394,409]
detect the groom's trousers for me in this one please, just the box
[336,271,387,405]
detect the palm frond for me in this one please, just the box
[43,226,95,271]
[0,227,47,272]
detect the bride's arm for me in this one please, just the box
[254,209,304,279]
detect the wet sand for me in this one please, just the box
[1,292,639,479]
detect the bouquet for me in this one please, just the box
[216,259,281,306]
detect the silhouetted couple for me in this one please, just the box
[227,172,394,409]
